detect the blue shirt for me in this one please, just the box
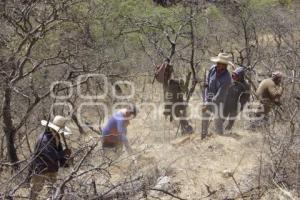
[102,111,128,143]
[205,65,232,104]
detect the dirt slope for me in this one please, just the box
[110,114,265,199]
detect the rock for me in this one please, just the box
[154,176,171,191]
[222,169,234,178]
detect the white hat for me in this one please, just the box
[210,53,231,65]
[41,115,72,136]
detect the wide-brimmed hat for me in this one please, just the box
[41,115,72,136]
[210,53,231,65]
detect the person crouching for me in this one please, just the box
[101,105,138,161]
[29,116,72,200]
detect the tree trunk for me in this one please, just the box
[2,85,18,166]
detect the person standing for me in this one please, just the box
[29,115,72,200]
[223,67,250,131]
[165,78,193,134]
[202,53,232,139]
[155,59,193,135]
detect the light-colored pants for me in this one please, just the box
[30,172,57,200]
[255,101,273,117]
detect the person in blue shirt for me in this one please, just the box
[202,53,232,139]
[101,105,138,160]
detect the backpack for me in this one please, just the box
[154,62,173,83]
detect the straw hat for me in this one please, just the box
[210,53,231,65]
[41,115,72,136]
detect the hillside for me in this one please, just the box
[0,0,299,199]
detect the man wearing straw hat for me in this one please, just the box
[29,115,72,200]
[202,53,232,139]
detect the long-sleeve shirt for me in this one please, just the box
[102,111,129,146]
[205,65,232,104]
[223,80,250,116]
[256,78,283,103]
[31,130,66,174]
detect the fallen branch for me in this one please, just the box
[150,188,187,200]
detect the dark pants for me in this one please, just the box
[223,110,238,131]
[202,104,224,136]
